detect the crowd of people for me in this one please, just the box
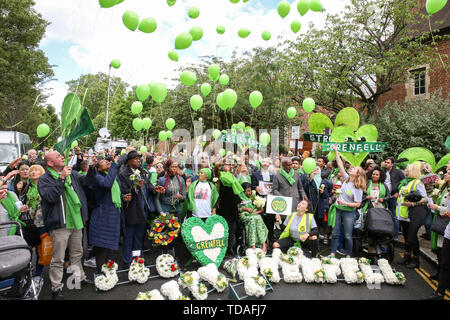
[0,145,449,300]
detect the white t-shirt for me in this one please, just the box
[193,181,212,218]
[338,173,363,205]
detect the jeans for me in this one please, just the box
[387,197,399,238]
[331,209,355,256]
[122,223,146,267]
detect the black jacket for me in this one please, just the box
[38,168,95,231]
[384,168,405,196]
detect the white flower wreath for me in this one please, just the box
[156,254,180,278]
[135,289,165,300]
[178,271,208,300]
[378,259,406,285]
[243,275,267,297]
[198,263,229,292]
[95,260,119,291]
[128,257,150,284]
[258,257,280,283]
[340,258,364,284]
[358,258,385,285]
[237,256,259,280]
[161,280,183,300]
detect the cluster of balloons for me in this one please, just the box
[132,117,152,131]
[276,0,322,33]
[122,10,157,34]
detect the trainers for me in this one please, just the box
[83,257,97,268]
[336,249,346,256]
[319,234,325,240]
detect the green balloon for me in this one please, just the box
[99,0,124,8]
[190,95,203,111]
[200,83,212,97]
[278,1,291,18]
[166,130,173,139]
[175,32,193,50]
[208,64,220,82]
[426,0,447,15]
[131,101,143,115]
[223,89,237,109]
[151,83,167,103]
[249,91,263,109]
[219,149,226,157]
[120,149,126,155]
[166,118,176,130]
[140,146,148,153]
[71,140,78,149]
[238,122,245,130]
[219,74,229,86]
[180,70,197,86]
[303,97,315,113]
[167,0,176,6]
[212,129,222,140]
[110,59,121,69]
[259,132,271,147]
[287,107,297,119]
[302,157,316,174]
[261,30,271,41]
[189,26,204,41]
[159,131,167,142]
[216,92,227,111]
[238,28,251,38]
[290,20,301,33]
[136,85,151,101]
[216,25,225,34]
[122,10,139,31]
[168,50,178,62]
[138,17,157,33]
[132,118,144,131]
[188,7,200,19]
[36,123,50,138]
[297,0,310,16]
[230,0,240,3]
[142,117,152,130]
[310,0,322,12]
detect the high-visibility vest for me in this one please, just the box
[280,212,314,241]
[396,179,421,219]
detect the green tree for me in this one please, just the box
[368,90,450,163]
[282,0,442,116]
[0,0,54,131]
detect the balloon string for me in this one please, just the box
[4,94,41,129]
[428,15,448,74]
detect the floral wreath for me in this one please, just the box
[148,212,181,246]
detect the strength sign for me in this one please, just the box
[322,142,387,153]
[303,133,331,143]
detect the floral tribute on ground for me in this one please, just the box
[94,260,119,291]
[148,212,181,247]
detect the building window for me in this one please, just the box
[411,68,426,95]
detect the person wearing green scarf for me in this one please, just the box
[237,164,252,185]
[0,188,25,236]
[38,151,95,299]
[186,168,219,219]
[88,158,122,274]
[361,168,389,219]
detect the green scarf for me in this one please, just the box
[219,171,245,199]
[26,182,40,211]
[327,203,355,228]
[105,171,122,209]
[280,168,295,186]
[361,180,387,216]
[328,168,339,180]
[397,177,415,192]
[47,167,83,230]
[200,168,212,180]
[187,180,219,213]
[1,191,25,235]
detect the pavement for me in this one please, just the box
[32,230,449,301]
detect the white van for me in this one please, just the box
[0,131,32,172]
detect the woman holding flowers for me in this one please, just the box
[238,183,268,252]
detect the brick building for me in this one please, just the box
[377,1,450,108]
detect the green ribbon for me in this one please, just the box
[1,191,25,235]
[327,203,355,228]
[219,171,245,200]
[47,167,83,230]
[280,168,295,186]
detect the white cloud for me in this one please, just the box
[35,0,349,111]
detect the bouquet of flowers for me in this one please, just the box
[244,248,259,267]
[314,269,327,283]
[253,196,266,210]
[378,258,406,285]
[198,263,229,293]
[223,258,239,282]
[287,246,303,265]
[129,169,141,193]
[148,212,181,247]
[161,280,183,300]
[135,289,165,300]
[254,248,266,260]
[95,261,119,291]
[128,257,150,284]
[191,282,208,300]
[258,257,280,283]
[244,275,267,297]
[156,254,180,278]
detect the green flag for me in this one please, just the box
[54,108,95,154]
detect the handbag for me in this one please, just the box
[431,213,449,236]
[405,191,422,203]
[37,232,53,266]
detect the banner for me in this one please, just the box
[219,133,262,149]
[322,142,386,153]
[265,195,293,216]
[303,133,331,143]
